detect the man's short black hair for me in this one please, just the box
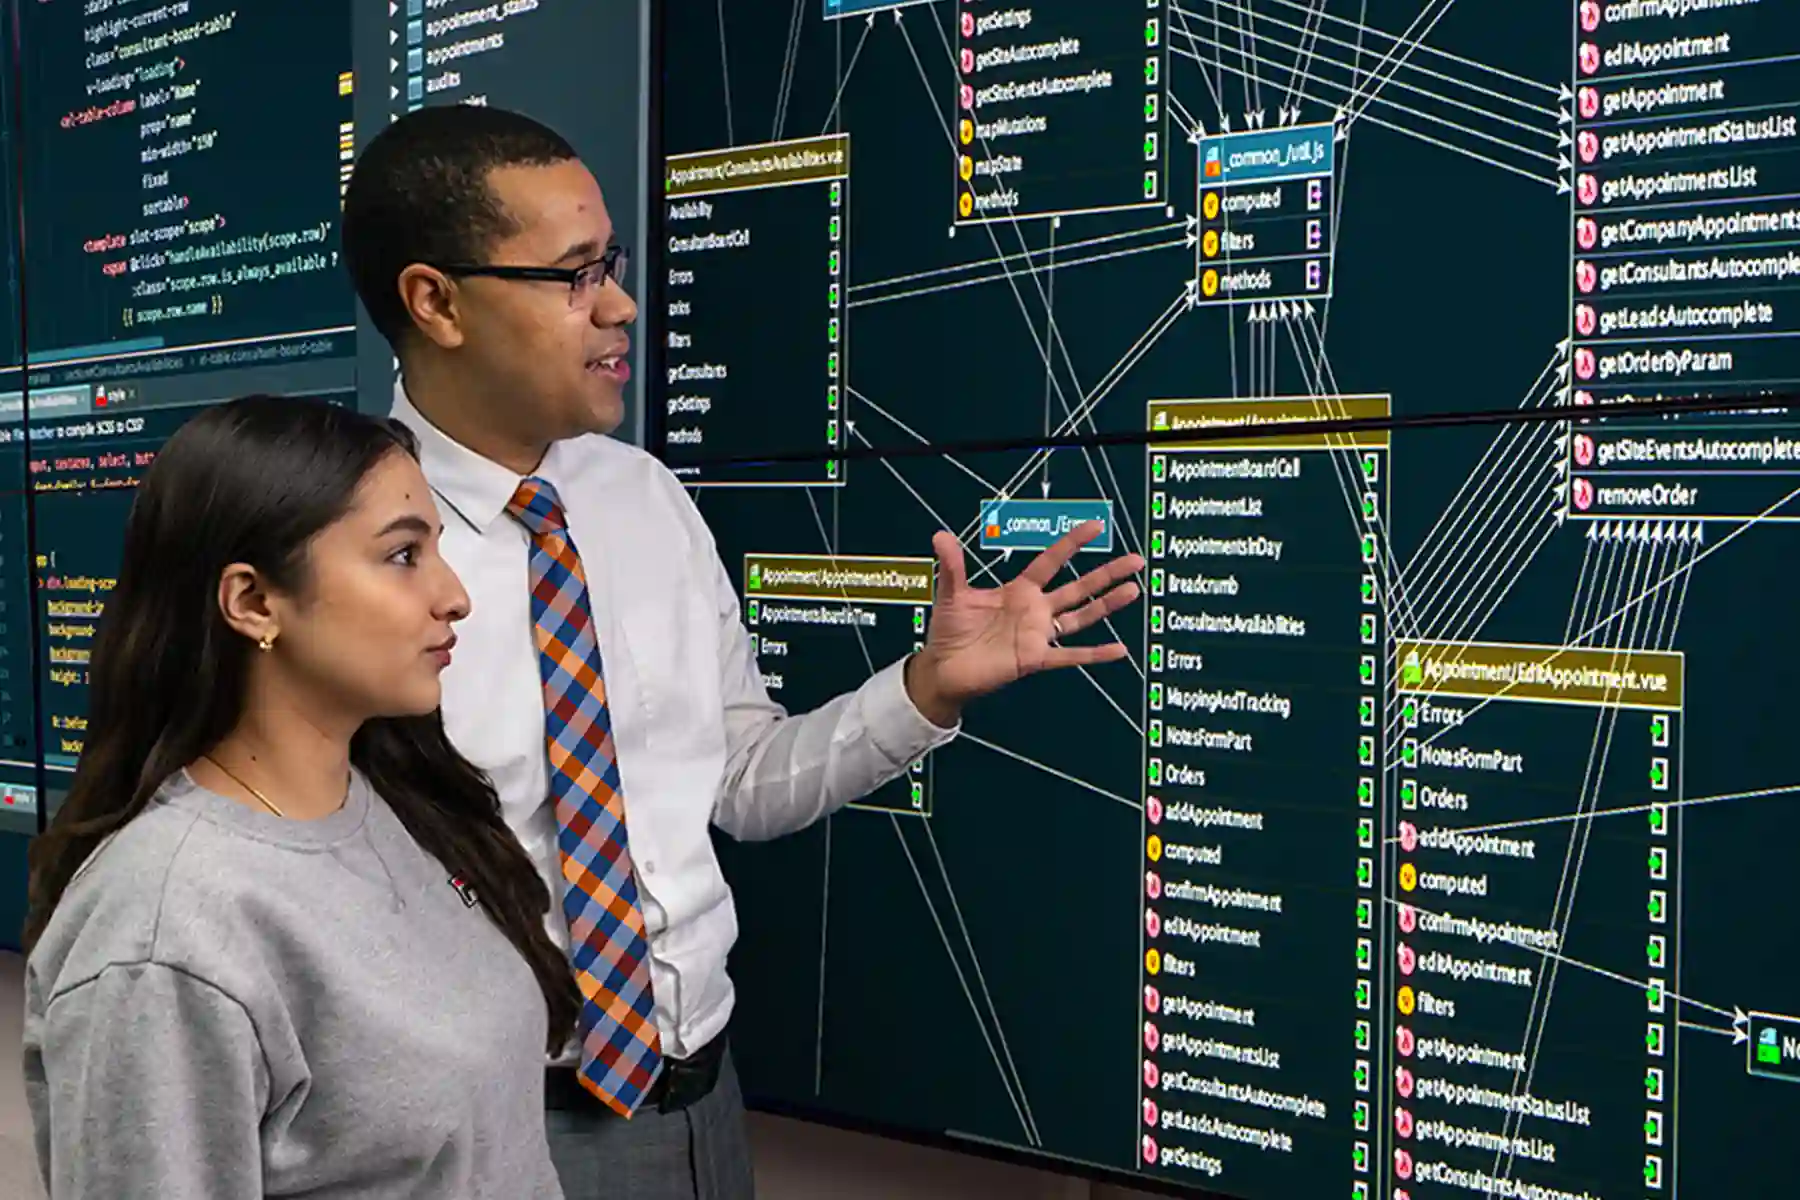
[342,105,579,349]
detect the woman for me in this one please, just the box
[20,395,578,1197]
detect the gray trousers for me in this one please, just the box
[544,1051,757,1200]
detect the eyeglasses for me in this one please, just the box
[433,244,630,308]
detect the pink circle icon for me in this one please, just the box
[1395,1106,1415,1138]
[960,48,973,73]
[1146,909,1161,939]
[1575,347,1596,380]
[1580,42,1601,75]
[1578,130,1599,164]
[961,11,973,35]
[960,84,973,110]
[1573,477,1595,511]
[1576,303,1597,336]
[1575,433,1595,466]
[1144,1059,1160,1088]
[1397,1025,1415,1056]
[1579,86,1600,119]
[1396,1065,1415,1098]
[1143,1098,1158,1127]
[1145,984,1161,1014]
[1576,260,1597,293]
[1147,795,1163,825]
[1398,942,1416,976]
[1397,1192,1413,1200]
[1577,216,1598,250]
[1144,1022,1160,1053]
[1146,870,1162,900]
[1575,389,1595,406]
[1399,820,1418,852]
[1142,1136,1158,1165]
[1396,1148,1414,1181]
[1397,903,1416,933]
[1580,0,1602,32]
[1578,173,1599,205]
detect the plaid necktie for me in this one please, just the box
[506,476,663,1116]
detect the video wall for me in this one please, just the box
[650,0,1800,1198]
[0,0,1796,1197]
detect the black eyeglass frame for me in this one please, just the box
[431,244,630,300]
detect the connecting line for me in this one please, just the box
[848,235,1192,308]
[958,732,1142,809]
[851,222,1188,298]
[1338,0,1462,127]
[1280,0,1328,117]
[920,12,1147,563]
[771,0,806,140]
[848,426,1144,733]
[715,0,735,144]
[1390,782,1800,843]
[886,813,1036,1143]
[1183,0,1564,138]
[819,12,876,134]
[847,386,1003,492]
[1383,896,1740,1022]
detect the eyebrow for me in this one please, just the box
[554,237,605,265]
[374,514,438,539]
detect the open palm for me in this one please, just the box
[918,520,1145,707]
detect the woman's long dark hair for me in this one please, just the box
[22,394,579,1053]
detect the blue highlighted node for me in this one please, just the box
[978,499,1115,553]
[1198,122,1336,187]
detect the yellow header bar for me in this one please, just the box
[666,134,850,198]
[743,554,934,605]
[1148,395,1391,450]
[1396,639,1684,710]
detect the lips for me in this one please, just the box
[427,633,457,655]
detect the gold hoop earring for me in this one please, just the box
[257,633,276,652]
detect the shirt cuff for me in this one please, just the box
[863,655,961,765]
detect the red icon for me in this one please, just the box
[1146,870,1162,900]
[1144,1059,1160,1088]
[1396,1065,1415,1098]
[961,11,973,35]
[1577,216,1598,250]
[1398,820,1418,852]
[1397,903,1416,933]
[1578,173,1599,205]
[1395,1106,1415,1138]
[1579,86,1600,119]
[1578,130,1599,164]
[1575,347,1596,380]
[1576,303,1597,336]
[1575,389,1595,406]
[1397,942,1416,976]
[1142,1136,1158,1165]
[1147,794,1163,825]
[1143,1098,1158,1127]
[1576,260,1597,293]
[1144,1022,1160,1052]
[1397,1025,1415,1056]
[1573,477,1595,511]
[1395,1148,1414,1181]
[960,84,973,109]
[1146,909,1161,939]
[1580,0,1602,31]
[1145,984,1161,1014]
[960,48,973,72]
[1575,434,1595,466]
[1580,42,1600,74]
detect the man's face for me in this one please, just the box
[455,160,638,443]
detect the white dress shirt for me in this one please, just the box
[389,386,959,1063]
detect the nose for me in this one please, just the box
[434,559,473,623]
[591,275,638,329]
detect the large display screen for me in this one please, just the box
[652,1,1800,1196]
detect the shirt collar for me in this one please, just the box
[388,379,546,534]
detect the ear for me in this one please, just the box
[217,563,280,648]
[396,264,466,351]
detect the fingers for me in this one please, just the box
[1015,520,1105,589]
[1041,640,1131,669]
[1045,550,1147,612]
[932,530,968,602]
[1053,580,1142,637]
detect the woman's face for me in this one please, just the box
[262,450,469,722]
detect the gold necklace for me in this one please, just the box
[200,753,286,818]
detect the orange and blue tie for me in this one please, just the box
[507,476,662,1116]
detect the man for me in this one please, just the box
[340,105,1143,1199]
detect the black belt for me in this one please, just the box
[545,1025,728,1116]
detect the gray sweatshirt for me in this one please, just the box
[21,768,565,1199]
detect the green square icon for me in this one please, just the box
[827,419,839,443]
[1144,17,1160,44]
[1150,568,1165,596]
[1152,455,1167,482]
[1356,898,1373,928]
[1151,530,1166,557]
[1144,56,1160,85]
[1361,492,1377,520]
[1359,696,1376,726]
[828,249,841,275]
[1651,713,1670,746]
[1401,779,1417,808]
[1143,170,1158,199]
[828,317,840,343]
[1359,736,1375,766]
[829,215,841,241]
[1361,574,1377,604]
[747,599,760,624]
[1361,452,1379,481]
[913,607,926,633]
[1355,1019,1371,1050]
[1148,720,1163,747]
[1361,534,1378,564]
[828,283,840,307]
[1149,682,1164,709]
[826,459,839,480]
[830,180,842,207]
[1355,978,1371,1008]
[1144,95,1159,121]
[1355,940,1371,968]
[1150,644,1164,672]
[911,781,924,810]
[1151,492,1166,519]
[1357,777,1374,807]
[1402,738,1418,766]
[1360,655,1376,685]
[1150,606,1164,634]
[1148,759,1163,786]
[1358,818,1374,848]
[827,385,839,410]
[827,351,840,377]
[1144,133,1158,160]
[1353,1100,1370,1132]
[1403,698,1419,727]
[1360,613,1377,644]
